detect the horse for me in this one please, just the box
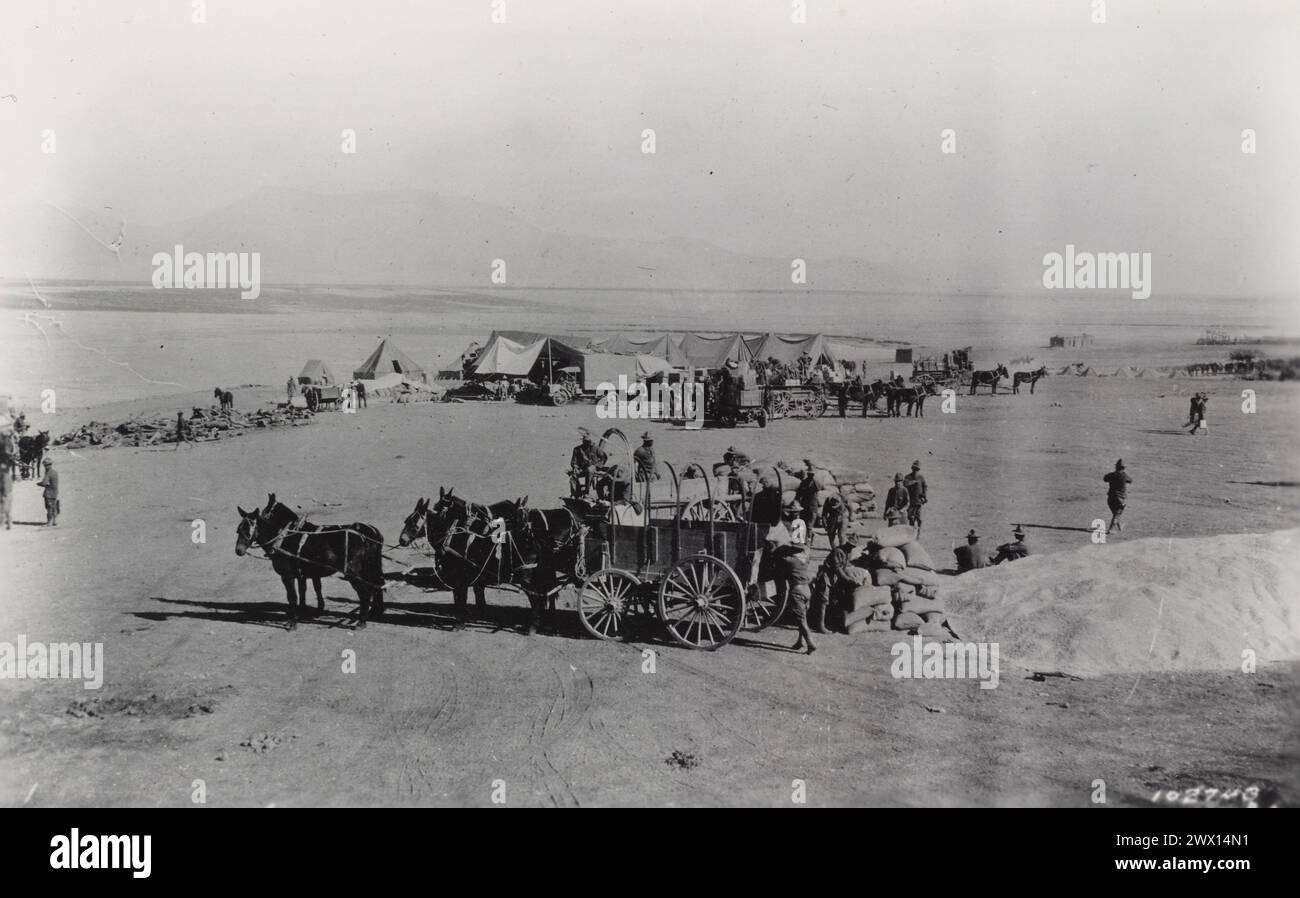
[968,364,1009,395]
[235,493,385,629]
[18,430,49,480]
[1012,366,1048,394]
[213,387,234,411]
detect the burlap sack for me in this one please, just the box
[893,611,924,631]
[898,566,940,587]
[849,584,894,612]
[871,568,901,587]
[900,541,936,571]
[874,546,907,570]
[897,595,945,616]
[872,524,916,548]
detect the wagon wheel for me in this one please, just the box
[550,387,569,407]
[658,554,746,650]
[683,498,737,523]
[744,581,789,631]
[577,569,642,641]
[809,392,828,417]
[915,373,937,395]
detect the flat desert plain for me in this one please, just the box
[1,289,1298,807]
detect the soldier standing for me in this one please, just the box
[38,457,59,526]
[1104,459,1132,533]
[902,460,928,535]
[633,433,658,506]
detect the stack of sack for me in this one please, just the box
[844,524,949,638]
[720,457,875,518]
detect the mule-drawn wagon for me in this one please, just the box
[711,379,828,426]
[910,347,973,393]
[574,430,788,649]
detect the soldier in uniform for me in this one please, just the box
[568,428,607,499]
[38,457,59,526]
[902,460,927,535]
[883,473,910,525]
[990,525,1030,564]
[1104,459,1132,533]
[765,507,817,654]
[809,524,870,633]
[632,433,658,506]
[954,530,986,573]
[836,380,849,418]
[821,493,845,548]
[794,460,819,535]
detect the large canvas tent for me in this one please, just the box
[353,338,428,383]
[581,352,675,391]
[674,332,754,370]
[587,333,689,368]
[472,331,585,382]
[298,359,339,385]
[749,333,840,368]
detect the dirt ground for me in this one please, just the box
[1,373,1297,806]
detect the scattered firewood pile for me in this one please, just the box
[53,405,311,449]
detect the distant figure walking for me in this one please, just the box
[1104,459,1132,534]
[903,460,927,535]
[1187,392,1207,435]
[287,377,298,402]
[37,457,59,526]
[355,380,367,408]
[214,387,234,412]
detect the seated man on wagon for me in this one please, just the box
[568,428,609,500]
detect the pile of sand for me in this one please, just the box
[944,530,1300,677]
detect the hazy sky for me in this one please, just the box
[1,0,1297,295]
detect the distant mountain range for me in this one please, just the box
[2,188,924,292]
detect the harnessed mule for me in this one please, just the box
[968,364,1009,395]
[398,489,527,609]
[409,487,586,634]
[213,387,234,411]
[235,494,385,629]
[1012,366,1047,394]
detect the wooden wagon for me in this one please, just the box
[574,430,789,649]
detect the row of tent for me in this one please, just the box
[467,329,845,389]
[298,338,429,386]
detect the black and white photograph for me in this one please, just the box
[0,0,1296,829]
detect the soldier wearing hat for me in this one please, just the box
[1104,459,1132,533]
[783,497,808,546]
[569,428,607,499]
[821,493,845,548]
[991,525,1030,564]
[902,460,928,535]
[37,457,59,526]
[633,432,659,484]
[884,473,910,525]
[794,460,820,535]
[954,529,986,573]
